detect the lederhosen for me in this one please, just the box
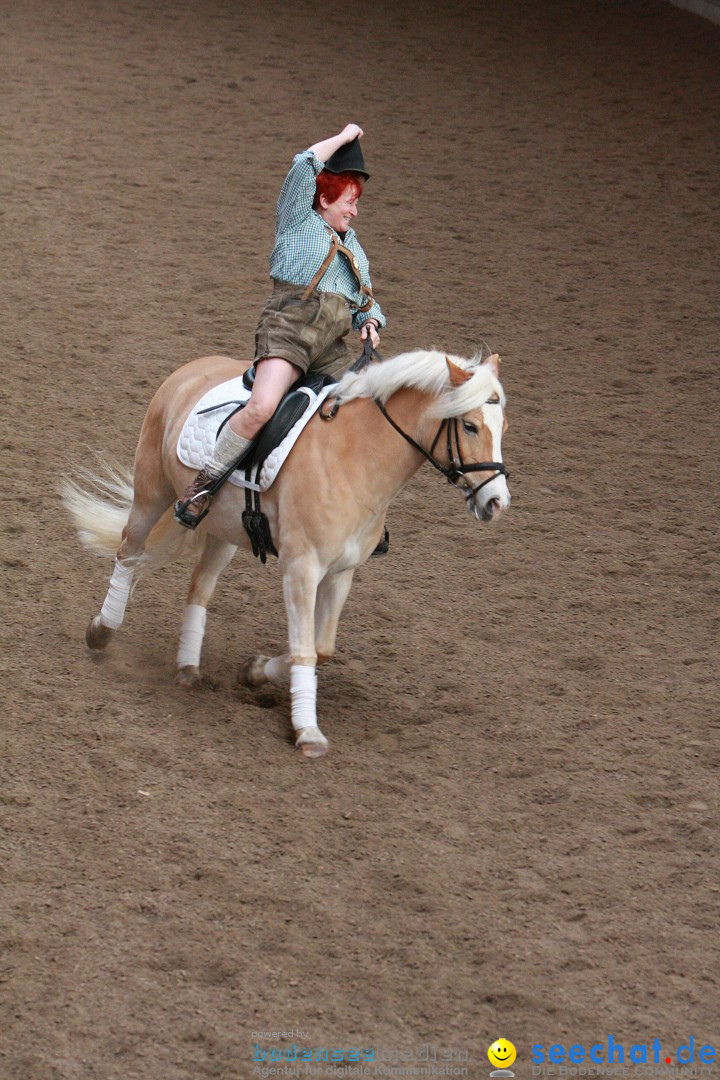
[254,226,376,377]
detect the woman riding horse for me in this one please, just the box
[175,122,386,528]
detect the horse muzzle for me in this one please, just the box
[468,473,511,522]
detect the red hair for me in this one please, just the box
[313,170,364,210]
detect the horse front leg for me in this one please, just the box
[238,566,355,690]
[282,557,327,758]
[176,534,237,688]
[314,568,355,664]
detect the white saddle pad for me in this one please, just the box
[176,375,336,492]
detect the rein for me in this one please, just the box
[319,336,379,419]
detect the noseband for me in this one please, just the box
[374,399,509,501]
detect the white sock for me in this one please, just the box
[176,604,207,668]
[206,425,252,477]
[290,664,318,732]
[100,559,134,629]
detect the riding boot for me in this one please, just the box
[174,426,253,530]
[174,467,222,529]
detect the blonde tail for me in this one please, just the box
[60,458,202,573]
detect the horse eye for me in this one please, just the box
[462,420,478,435]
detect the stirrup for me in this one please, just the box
[174,471,219,530]
[175,496,213,530]
[174,490,214,530]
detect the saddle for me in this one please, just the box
[184,341,383,563]
[233,365,337,472]
[234,366,338,563]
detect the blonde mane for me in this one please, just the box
[335,349,505,418]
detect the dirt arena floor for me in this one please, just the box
[2,0,719,1077]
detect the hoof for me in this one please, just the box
[86,616,114,651]
[237,654,270,689]
[175,665,202,689]
[295,727,329,759]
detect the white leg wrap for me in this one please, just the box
[99,559,134,630]
[290,664,318,733]
[176,604,207,669]
[265,655,291,686]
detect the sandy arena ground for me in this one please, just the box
[1,0,719,1077]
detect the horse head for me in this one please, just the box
[432,353,511,522]
[336,347,511,523]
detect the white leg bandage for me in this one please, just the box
[290,664,318,733]
[176,604,207,669]
[264,655,291,686]
[99,559,134,629]
[207,426,252,477]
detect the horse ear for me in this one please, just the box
[484,353,500,377]
[446,357,472,386]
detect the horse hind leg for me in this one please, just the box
[87,477,175,651]
[175,534,237,687]
[86,556,135,649]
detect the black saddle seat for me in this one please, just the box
[234,365,338,471]
[241,363,336,396]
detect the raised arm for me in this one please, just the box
[308,124,364,165]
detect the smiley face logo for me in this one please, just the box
[488,1039,517,1071]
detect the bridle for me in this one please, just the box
[374,398,509,504]
[323,338,509,503]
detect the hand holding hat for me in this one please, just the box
[309,125,370,179]
[340,123,364,142]
[324,126,369,180]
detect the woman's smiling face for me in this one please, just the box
[318,184,360,234]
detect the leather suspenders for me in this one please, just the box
[301,226,374,312]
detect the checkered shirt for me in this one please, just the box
[269,151,386,330]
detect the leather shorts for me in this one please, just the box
[254,280,354,377]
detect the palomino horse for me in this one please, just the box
[62,349,510,757]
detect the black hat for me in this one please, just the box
[323,137,369,180]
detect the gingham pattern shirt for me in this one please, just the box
[269,150,386,330]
